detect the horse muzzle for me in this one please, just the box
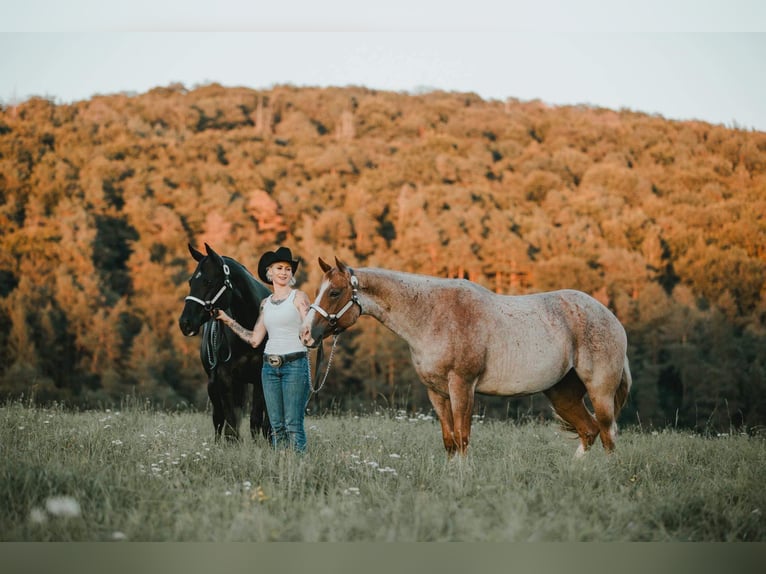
[179,316,201,337]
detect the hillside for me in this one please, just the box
[0,83,764,429]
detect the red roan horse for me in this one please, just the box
[300,258,632,457]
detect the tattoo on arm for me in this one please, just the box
[295,290,310,319]
[227,319,254,345]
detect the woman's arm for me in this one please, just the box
[215,303,267,348]
[294,290,311,321]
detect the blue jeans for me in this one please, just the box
[262,355,310,452]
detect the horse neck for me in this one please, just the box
[356,268,433,345]
[226,260,264,329]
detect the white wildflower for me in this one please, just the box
[112,531,127,541]
[45,496,81,518]
[29,508,47,524]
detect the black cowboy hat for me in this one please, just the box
[257,246,300,284]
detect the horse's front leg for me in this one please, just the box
[426,388,458,457]
[207,375,225,442]
[447,371,475,456]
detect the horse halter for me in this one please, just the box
[185,263,233,313]
[310,270,362,333]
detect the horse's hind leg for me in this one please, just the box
[544,370,599,457]
[590,389,617,453]
[250,371,271,441]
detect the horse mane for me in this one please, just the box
[359,267,493,296]
[223,256,270,300]
[219,256,270,330]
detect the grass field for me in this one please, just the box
[1,398,764,542]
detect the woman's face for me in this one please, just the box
[268,262,293,285]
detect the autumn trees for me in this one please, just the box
[0,85,764,430]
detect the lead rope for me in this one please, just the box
[203,318,232,371]
[308,334,340,394]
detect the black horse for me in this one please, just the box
[179,243,271,442]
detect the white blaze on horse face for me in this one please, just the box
[301,277,331,346]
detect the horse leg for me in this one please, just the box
[590,388,618,453]
[544,370,599,457]
[207,376,225,442]
[447,372,475,456]
[216,371,242,443]
[250,367,271,441]
[578,365,622,453]
[426,388,458,457]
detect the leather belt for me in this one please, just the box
[265,351,306,367]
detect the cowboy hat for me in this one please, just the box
[257,246,300,284]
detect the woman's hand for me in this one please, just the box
[214,309,230,323]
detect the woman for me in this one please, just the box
[215,246,312,453]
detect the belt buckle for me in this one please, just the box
[267,355,283,367]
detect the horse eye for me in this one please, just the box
[329,289,341,298]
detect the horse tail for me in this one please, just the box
[613,354,632,420]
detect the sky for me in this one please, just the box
[2,1,766,131]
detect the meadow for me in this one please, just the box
[1,398,764,542]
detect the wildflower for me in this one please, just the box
[111,439,123,446]
[29,508,47,524]
[45,496,81,518]
[251,486,269,502]
[112,531,127,541]
[389,453,401,459]
[343,487,360,495]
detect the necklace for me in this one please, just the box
[271,292,290,305]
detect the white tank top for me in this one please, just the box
[263,290,306,355]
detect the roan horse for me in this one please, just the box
[300,258,632,457]
[179,244,271,442]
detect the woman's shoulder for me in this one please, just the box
[293,289,311,309]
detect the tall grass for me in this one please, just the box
[1,398,764,541]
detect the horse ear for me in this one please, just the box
[205,243,224,266]
[318,257,332,273]
[335,257,349,274]
[189,243,205,262]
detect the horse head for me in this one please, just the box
[179,243,235,337]
[300,257,362,348]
